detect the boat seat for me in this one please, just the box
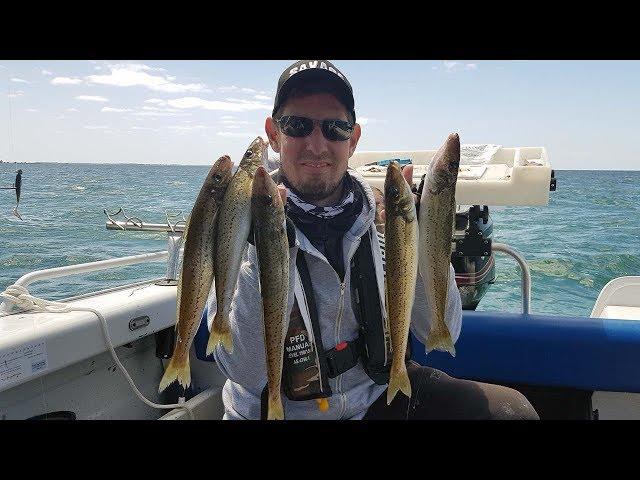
[591,276,640,319]
[410,310,640,393]
[600,305,640,321]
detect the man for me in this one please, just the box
[198,60,539,420]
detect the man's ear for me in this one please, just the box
[348,123,362,158]
[265,117,280,153]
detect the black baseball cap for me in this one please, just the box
[272,60,356,123]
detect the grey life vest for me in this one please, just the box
[281,228,410,401]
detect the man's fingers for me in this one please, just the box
[277,183,287,203]
[380,209,386,222]
[400,164,419,205]
[401,164,414,186]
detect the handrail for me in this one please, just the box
[0,250,179,314]
[492,243,531,315]
[2,241,532,316]
[11,251,170,289]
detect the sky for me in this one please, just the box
[0,60,639,170]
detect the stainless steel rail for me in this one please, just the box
[492,242,532,315]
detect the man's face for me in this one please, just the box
[265,92,361,204]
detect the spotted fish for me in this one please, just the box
[252,166,289,420]
[384,161,419,404]
[418,133,460,356]
[159,155,233,393]
[207,137,267,355]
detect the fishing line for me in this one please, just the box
[0,284,195,420]
[4,66,14,162]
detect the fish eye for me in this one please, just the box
[213,173,222,181]
[244,149,252,158]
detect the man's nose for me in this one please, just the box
[305,123,329,156]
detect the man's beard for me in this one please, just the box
[294,176,343,202]
[281,152,344,203]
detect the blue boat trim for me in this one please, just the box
[197,307,640,394]
[194,307,215,361]
[411,310,640,393]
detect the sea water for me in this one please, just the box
[1,164,638,317]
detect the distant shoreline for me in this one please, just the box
[0,161,638,172]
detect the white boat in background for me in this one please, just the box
[1,145,639,421]
[352,144,553,206]
[591,276,640,321]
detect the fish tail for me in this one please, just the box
[158,356,191,393]
[386,365,412,405]
[426,330,456,358]
[267,395,285,420]
[206,312,233,355]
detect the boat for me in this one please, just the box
[1,145,638,421]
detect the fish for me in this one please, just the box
[1,170,23,219]
[207,136,267,355]
[418,133,460,356]
[384,161,419,404]
[158,155,233,393]
[13,169,22,220]
[251,165,289,420]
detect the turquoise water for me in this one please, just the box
[1,164,639,317]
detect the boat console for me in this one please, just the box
[350,144,555,310]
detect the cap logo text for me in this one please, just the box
[289,61,345,81]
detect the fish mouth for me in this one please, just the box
[256,137,268,163]
[445,133,460,170]
[245,136,268,160]
[252,166,275,200]
[219,155,232,167]
[255,165,267,178]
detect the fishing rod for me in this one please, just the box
[0,169,22,219]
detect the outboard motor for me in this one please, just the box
[451,205,495,310]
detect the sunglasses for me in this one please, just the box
[275,115,354,141]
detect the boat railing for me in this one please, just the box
[9,250,171,290]
[492,243,532,314]
[0,208,188,313]
[1,207,534,316]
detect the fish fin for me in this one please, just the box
[267,396,285,420]
[158,356,191,393]
[206,313,233,355]
[12,206,22,220]
[386,366,412,405]
[426,332,456,358]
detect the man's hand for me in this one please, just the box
[379,164,418,222]
[277,183,287,204]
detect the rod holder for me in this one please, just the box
[104,207,188,286]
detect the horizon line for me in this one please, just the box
[0,160,638,172]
